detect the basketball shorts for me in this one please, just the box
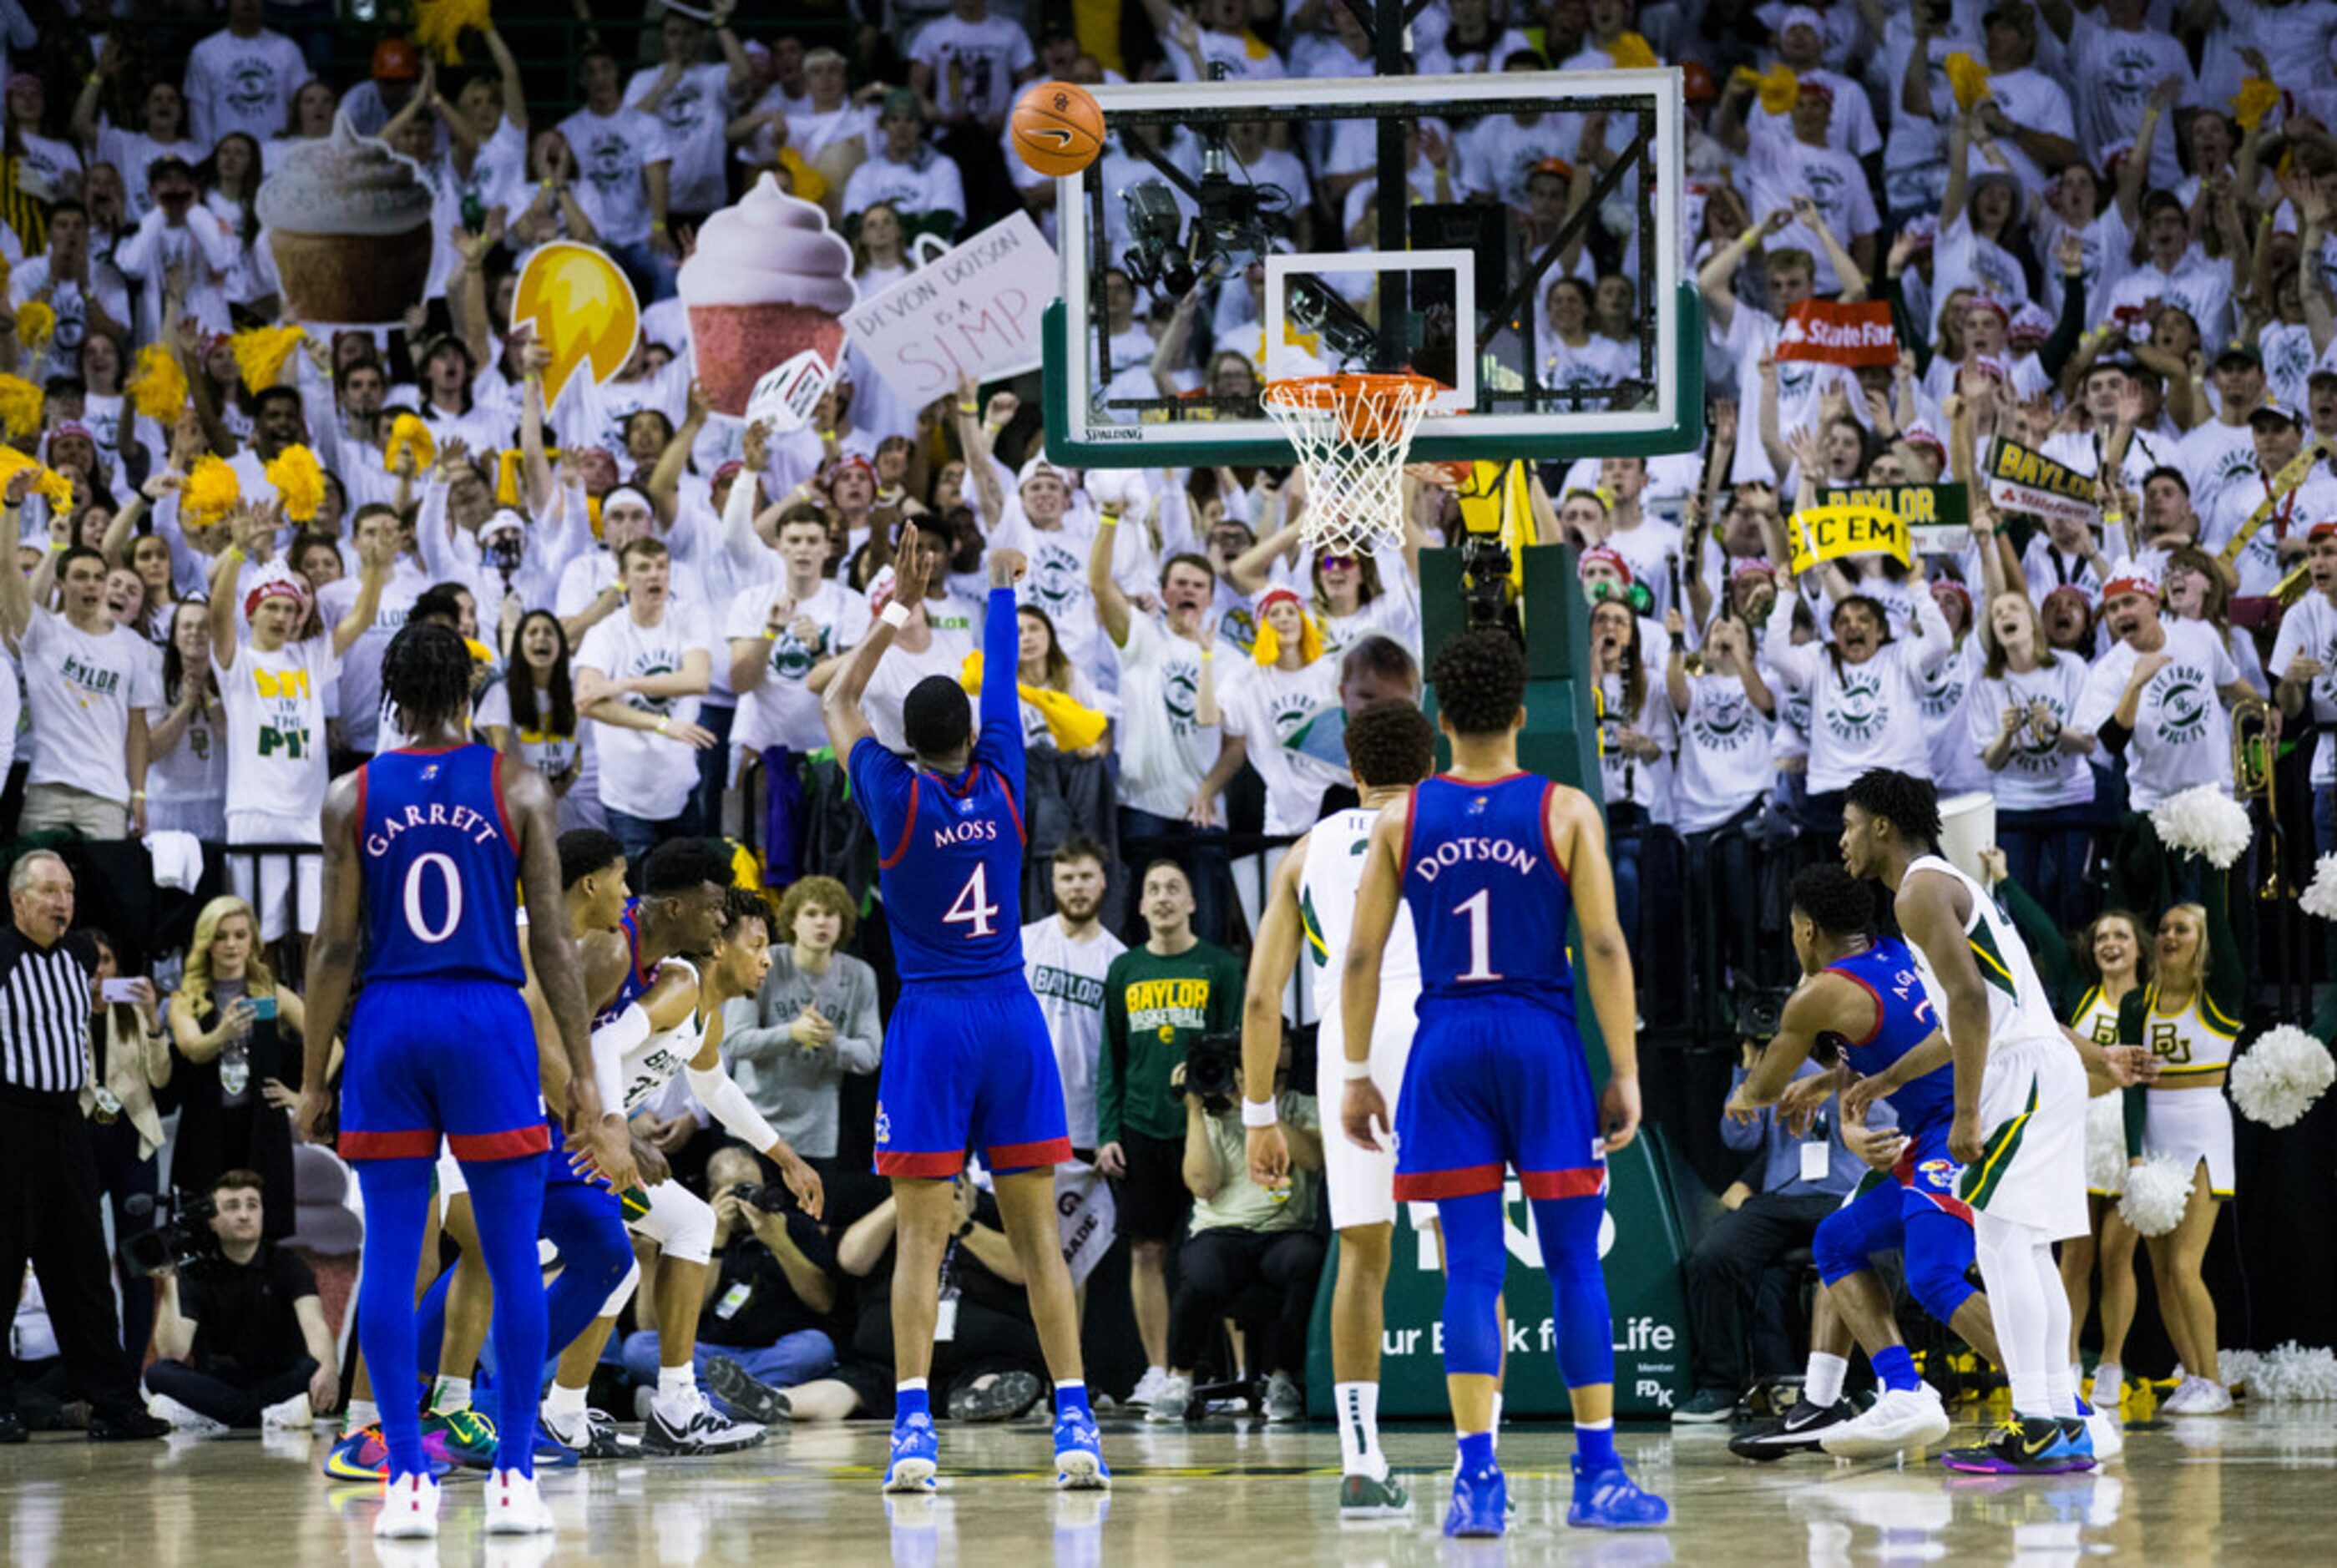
[339,980,549,1163]
[873,979,1071,1178]
[1957,1032,2089,1241]
[1391,995,1605,1204]
[1824,1121,1972,1265]
[1318,1000,1435,1231]
[2143,1086,2235,1198]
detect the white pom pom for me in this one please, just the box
[2218,1348,2262,1394]
[2229,1025,2337,1129]
[2302,855,2337,922]
[2116,1153,2194,1237]
[1083,468,1146,513]
[2148,786,2254,869]
[2085,1094,2127,1196]
[2250,1343,2337,1402]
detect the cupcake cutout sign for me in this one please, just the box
[257,113,435,327]
[680,174,857,422]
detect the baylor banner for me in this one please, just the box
[1819,482,1970,555]
[1304,1129,1694,1418]
[1985,438,2095,528]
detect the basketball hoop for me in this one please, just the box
[1261,372,1443,555]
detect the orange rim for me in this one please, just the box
[1263,372,1443,443]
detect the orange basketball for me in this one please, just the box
[1010,80,1106,178]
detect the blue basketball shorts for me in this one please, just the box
[873,979,1071,1179]
[1391,994,1606,1203]
[338,979,549,1163]
[1816,1122,1972,1280]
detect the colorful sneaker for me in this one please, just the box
[1941,1416,2097,1475]
[1338,1472,1412,1518]
[422,1407,498,1470]
[884,1411,939,1494]
[1567,1454,1669,1529]
[374,1472,441,1540]
[1053,1405,1110,1490]
[1730,1398,1858,1462]
[321,1424,453,1483]
[1444,1462,1507,1538]
[531,1414,585,1469]
[483,1468,554,1535]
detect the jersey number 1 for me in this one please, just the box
[944,862,999,939]
[1454,888,1502,983]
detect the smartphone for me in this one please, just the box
[100,979,141,1004]
[250,994,279,1022]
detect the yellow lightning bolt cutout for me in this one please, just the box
[511,242,642,409]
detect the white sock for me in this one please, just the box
[1804,1352,1849,1408]
[655,1363,700,1418]
[431,1376,471,1415]
[544,1382,589,1425]
[1490,1392,1503,1451]
[343,1398,379,1435]
[1334,1382,1386,1480]
[898,1378,929,1393]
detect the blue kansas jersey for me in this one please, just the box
[358,744,522,986]
[850,588,1029,985]
[1821,935,1954,1133]
[1401,771,1576,1015]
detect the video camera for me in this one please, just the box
[120,1191,219,1277]
[726,1181,798,1214]
[1171,1030,1242,1106]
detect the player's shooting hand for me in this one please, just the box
[1340,1076,1389,1153]
[1094,1141,1126,1178]
[988,548,1029,589]
[1246,1122,1290,1188]
[1598,1073,1642,1155]
[892,519,933,604]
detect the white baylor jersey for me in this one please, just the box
[1300,807,1420,1044]
[1904,854,2061,1054]
[615,957,706,1115]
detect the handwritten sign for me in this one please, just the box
[844,212,1055,407]
[1819,482,1970,554]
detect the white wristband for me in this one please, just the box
[880,601,911,629]
[1240,1096,1279,1129]
[1342,1057,1374,1081]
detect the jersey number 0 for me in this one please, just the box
[402,852,463,944]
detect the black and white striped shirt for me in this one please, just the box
[0,925,98,1097]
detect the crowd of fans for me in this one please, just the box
[8,0,2337,1432]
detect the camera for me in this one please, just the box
[1733,982,1794,1043]
[1173,1031,1242,1104]
[726,1181,796,1214]
[120,1191,219,1277]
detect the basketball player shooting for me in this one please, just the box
[296,622,616,1539]
[1336,630,1665,1538]
[822,522,1107,1495]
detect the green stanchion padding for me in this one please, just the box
[1298,540,1696,1419]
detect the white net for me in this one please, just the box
[1260,374,1441,556]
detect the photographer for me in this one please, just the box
[626,1146,840,1422]
[144,1171,339,1432]
[1147,1046,1325,1425]
[1096,861,1246,1406]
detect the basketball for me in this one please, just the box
[1010,80,1106,178]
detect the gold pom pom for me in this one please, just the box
[125,344,190,422]
[266,443,326,523]
[183,455,242,527]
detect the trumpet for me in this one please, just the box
[2230,695,2288,899]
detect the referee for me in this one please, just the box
[0,850,165,1441]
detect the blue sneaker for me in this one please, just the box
[1567,1454,1669,1529]
[529,1414,584,1469]
[1053,1406,1110,1490]
[320,1425,453,1484]
[884,1411,939,1493]
[1444,1461,1507,1538]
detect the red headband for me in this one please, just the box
[1580,545,1634,586]
[244,577,308,621]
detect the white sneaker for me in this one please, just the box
[146,1393,229,1435]
[485,1469,554,1534]
[2089,1363,2124,1412]
[375,1472,441,1540]
[1821,1383,1951,1459]
[1263,1372,1303,1423]
[2184,1378,2233,1414]
[2160,1376,2204,1414]
[259,1392,312,1430]
[2085,1407,2124,1462]
[1127,1367,1169,1409]
[1145,1373,1193,1424]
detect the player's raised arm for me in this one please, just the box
[510,762,635,1192]
[294,773,364,1144]
[821,518,931,757]
[1338,800,1408,1152]
[1550,785,1642,1153]
[1894,869,1993,1165]
[977,546,1029,762]
[1242,836,1310,1184]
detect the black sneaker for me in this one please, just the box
[575,1408,631,1459]
[0,1409,25,1444]
[1728,1398,1856,1462]
[642,1399,767,1456]
[1672,1388,1741,1424]
[948,1370,1044,1424]
[705,1357,793,1426]
[88,1409,169,1442]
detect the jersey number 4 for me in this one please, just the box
[402,852,463,944]
[943,862,1000,939]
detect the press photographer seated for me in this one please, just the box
[143,1172,340,1433]
[1148,1035,1325,1424]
